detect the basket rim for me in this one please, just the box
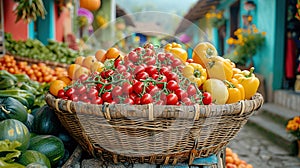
[45,92,264,120]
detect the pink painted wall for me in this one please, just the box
[55,5,64,42]
[3,1,28,40]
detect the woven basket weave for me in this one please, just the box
[45,92,263,165]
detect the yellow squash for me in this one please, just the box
[192,42,218,67]
[203,78,229,105]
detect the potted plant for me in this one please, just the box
[225,24,266,69]
[205,10,226,28]
[286,116,300,158]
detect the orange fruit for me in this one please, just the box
[82,56,97,69]
[95,49,107,63]
[58,76,72,85]
[68,64,81,79]
[105,47,120,59]
[49,80,67,97]
[90,61,104,73]
[74,66,90,80]
[75,56,85,65]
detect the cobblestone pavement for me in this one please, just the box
[228,123,300,168]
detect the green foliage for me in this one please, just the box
[0,140,22,164]
[225,25,266,65]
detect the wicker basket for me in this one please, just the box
[45,93,263,165]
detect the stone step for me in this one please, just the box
[274,90,300,111]
[248,113,298,155]
[257,103,300,125]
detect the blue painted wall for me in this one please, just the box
[214,0,285,99]
[36,0,56,44]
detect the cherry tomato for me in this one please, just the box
[175,89,188,101]
[79,74,89,82]
[186,59,194,63]
[145,65,158,76]
[102,92,113,102]
[157,53,166,61]
[165,53,173,59]
[69,94,79,102]
[128,51,139,63]
[123,98,134,105]
[166,93,178,105]
[114,59,122,68]
[187,84,197,96]
[76,85,87,94]
[61,96,69,100]
[171,58,182,68]
[147,85,160,96]
[182,97,193,105]
[134,97,141,104]
[166,72,178,82]
[156,75,167,88]
[122,82,133,95]
[112,86,123,98]
[167,80,180,91]
[116,65,127,73]
[122,71,132,80]
[144,56,156,65]
[133,65,145,75]
[105,84,112,90]
[84,99,91,104]
[134,47,144,54]
[151,73,159,80]
[88,87,99,98]
[92,96,103,104]
[105,70,114,78]
[107,100,117,104]
[57,89,65,98]
[160,92,167,102]
[155,100,165,105]
[144,43,154,50]
[140,93,153,104]
[133,81,144,94]
[202,92,212,105]
[80,94,88,102]
[113,97,120,104]
[124,60,135,69]
[129,92,137,100]
[135,71,149,80]
[159,66,170,75]
[143,48,154,56]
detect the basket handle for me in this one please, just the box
[193,104,200,121]
[239,100,246,116]
[148,103,154,121]
[102,103,111,120]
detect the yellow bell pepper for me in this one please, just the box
[233,67,260,100]
[224,78,245,104]
[164,42,182,51]
[182,63,207,87]
[205,56,233,81]
[165,42,187,63]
